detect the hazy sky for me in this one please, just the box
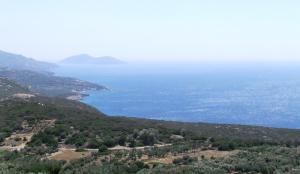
[0,0,299,62]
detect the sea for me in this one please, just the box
[55,62,300,129]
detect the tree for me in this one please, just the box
[99,145,108,153]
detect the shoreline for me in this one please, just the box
[66,86,110,101]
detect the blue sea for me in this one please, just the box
[55,62,300,129]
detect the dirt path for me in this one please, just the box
[109,144,172,151]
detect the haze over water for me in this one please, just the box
[55,62,300,129]
[3,0,300,129]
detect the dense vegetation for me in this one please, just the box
[2,96,300,149]
[2,144,300,173]
[58,146,300,174]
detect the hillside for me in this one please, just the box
[0,50,57,72]
[0,69,106,98]
[0,73,300,174]
[0,78,30,99]
[60,54,124,65]
[2,96,300,146]
[1,95,300,173]
[2,95,300,152]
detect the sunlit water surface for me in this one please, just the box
[55,62,300,128]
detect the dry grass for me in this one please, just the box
[48,148,91,161]
[145,149,239,164]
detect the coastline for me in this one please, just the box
[66,86,109,101]
[66,94,86,101]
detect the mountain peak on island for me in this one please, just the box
[60,54,124,65]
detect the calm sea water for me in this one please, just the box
[55,62,300,129]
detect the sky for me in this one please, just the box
[0,0,299,62]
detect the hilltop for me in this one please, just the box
[60,54,124,65]
[0,50,57,72]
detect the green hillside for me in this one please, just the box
[0,78,30,99]
[0,94,300,173]
[0,50,56,72]
[0,69,105,98]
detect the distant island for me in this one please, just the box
[0,50,106,100]
[60,54,124,65]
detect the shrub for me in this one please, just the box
[99,145,108,153]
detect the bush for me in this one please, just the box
[99,145,108,153]
[87,138,101,149]
[103,138,116,148]
[65,133,86,147]
[29,131,58,149]
[117,136,126,146]
[138,129,158,146]
[173,156,197,165]
[18,160,64,174]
